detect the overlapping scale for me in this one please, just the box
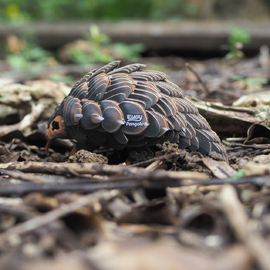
[175,113,187,135]
[143,111,161,138]
[152,112,169,137]
[211,142,227,159]
[69,69,96,98]
[128,93,153,109]
[69,81,88,99]
[189,136,200,151]
[155,81,184,98]
[178,137,191,150]
[171,132,179,144]
[152,103,166,115]
[130,71,167,81]
[174,98,198,114]
[112,130,128,145]
[86,74,110,101]
[185,122,197,139]
[105,92,126,103]
[102,106,124,133]
[166,118,174,131]
[81,101,103,130]
[125,97,146,109]
[66,125,87,144]
[196,114,212,129]
[161,130,174,144]
[133,88,159,106]
[87,61,120,82]
[185,114,205,129]
[62,96,82,126]
[119,100,148,135]
[135,81,161,97]
[168,115,181,132]
[108,63,146,75]
[100,100,118,111]
[105,132,127,150]
[157,96,177,117]
[103,75,135,101]
[196,129,214,154]
[100,99,125,133]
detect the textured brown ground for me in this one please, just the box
[0,54,270,270]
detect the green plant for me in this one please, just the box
[225,27,251,61]
[68,25,145,64]
[6,46,48,70]
[68,45,114,65]
[5,34,55,71]
[232,169,245,179]
[111,43,145,62]
[229,74,268,90]
[49,74,74,84]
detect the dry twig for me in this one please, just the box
[0,190,119,244]
[219,185,270,270]
[0,161,208,180]
[129,152,179,167]
[185,63,210,96]
[0,169,60,183]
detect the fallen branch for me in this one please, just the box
[225,142,270,149]
[0,169,63,183]
[1,171,270,196]
[0,161,208,180]
[0,178,140,195]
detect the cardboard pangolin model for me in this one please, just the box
[46,61,227,160]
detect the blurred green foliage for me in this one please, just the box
[228,27,251,45]
[5,34,53,71]
[49,74,74,84]
[1,0,198,23]
[5,25,144,72]
[68,25,145,64]
[229,74,268,90]
[225,27,251,61]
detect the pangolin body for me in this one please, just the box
[46,61,226,159]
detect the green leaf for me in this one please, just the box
[246,77,268,88]
[6,54,28,69]
[229,27,251,45]
[233,169,245,179]
[49,74,74,84]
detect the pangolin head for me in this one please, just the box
[45,104,67,154]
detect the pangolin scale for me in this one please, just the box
[46,61,226,159]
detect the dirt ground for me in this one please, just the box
[0,53,270,270]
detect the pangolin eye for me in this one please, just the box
[52,121,60,130]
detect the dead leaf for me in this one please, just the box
[0,146,19,163]
[202,158,236,178]
[245,124,270,144]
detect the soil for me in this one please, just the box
[0,54,270,270]
[68,150,108,164]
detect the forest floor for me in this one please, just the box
[0,52,270,270]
